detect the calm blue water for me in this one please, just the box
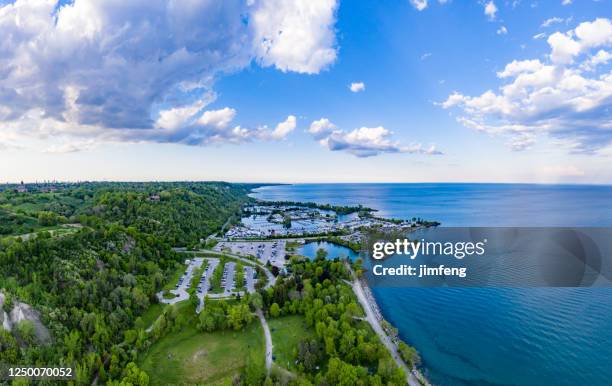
[253,183,612,386]
[297,241,360,261]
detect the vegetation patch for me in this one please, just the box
[269,315,315,372]
[139,322,264,385]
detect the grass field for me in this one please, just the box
[163,264,186,291]
[268,315,314,372]
[139,303,165,328]
[139,321,265,385]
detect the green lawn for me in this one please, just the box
[163,264,186,291]
[210,260,227,294]
[139,303,165,328]
[139,322,265,385]
[268,315,314,372]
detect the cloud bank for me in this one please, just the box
[442,18,612,153]
[0,0,338,151]
[308,118,442,157]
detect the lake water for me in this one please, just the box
[252,183,612,386]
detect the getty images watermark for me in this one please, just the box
[363,228,612,287]
[371,238,487,278]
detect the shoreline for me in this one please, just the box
[345,259,430,386]
[359,276,431,386]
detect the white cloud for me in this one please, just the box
[496,59,544,78]
[548,32,582,63]
[541,17,564,28]
[562,0,572,5]
[252,0,338,74]
[197,107,237,130]
[0,0,339,151]
[409,0,428,11]
[533,32,547,40]
[349,82,366,92]
[580,49,612,71]
[441,18,612,154]
[421,52,432,60]
[308,119,442,157]
[484,1,498,21]
[497,26,508,35]
[547,18,612,64]
[267,115,297,140]
[308,118,337,139]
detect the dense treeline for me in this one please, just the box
[0,182,253,384]
[251,200,374,215]
[259,253,407,385]
[90,184,249,246]
[1,182,251,246]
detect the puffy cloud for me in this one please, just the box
[145,102,296,146]
[349,82,366,92]
[548,31,582,64]
[441,18,612,154]
[266,115,297,140]
[484,1,497,21]
[0,0,339,151]
[547,18,612,64]
[580,49,612,71]
[562,0,572,5]
[497,26,508,35]
[308,118,337,139]
[409,0,428,11]
[252,0,338,74]
[197,108,237,130]
[308,119,442,157]
[496,59,544,78]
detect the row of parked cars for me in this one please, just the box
[221,263,235,292]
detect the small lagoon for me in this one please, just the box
[296,240,359,261]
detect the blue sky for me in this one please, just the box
[0,0,611,183]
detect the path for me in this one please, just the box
[347,266,425,386]
[256,309,273,373]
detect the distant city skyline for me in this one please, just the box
[0,0,611,184]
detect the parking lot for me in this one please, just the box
[221,262,236,295]
[214,240,287,267]
[157,257,204,304]
[244,266,256,293]
[195,258,219,313]
[157,255,264,312]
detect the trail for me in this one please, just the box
[346,263,428,386]
[256,309,273,373]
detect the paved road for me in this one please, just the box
[349,275,423,386]
[256,309,273,373]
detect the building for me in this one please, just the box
[16,181,27,193]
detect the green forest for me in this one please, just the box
[0,182,251,384]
